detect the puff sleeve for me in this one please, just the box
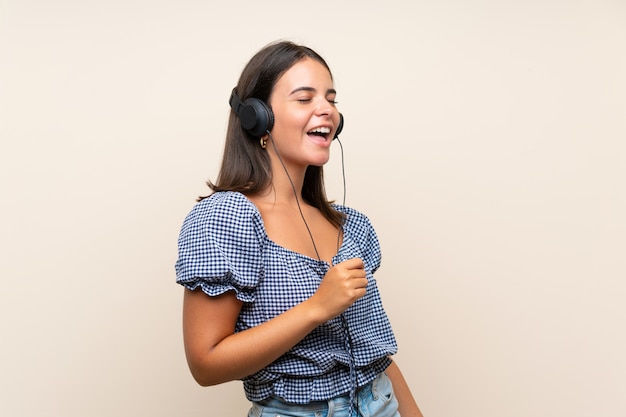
[175,192,265,303]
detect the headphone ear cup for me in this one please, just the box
[334,113,344,139]
[241,98,274,137]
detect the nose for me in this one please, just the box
[315,98,335,118]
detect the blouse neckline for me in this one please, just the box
[236,191,346,267]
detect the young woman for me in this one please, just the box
[176,40,424,417]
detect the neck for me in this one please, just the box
[264,148,308,206]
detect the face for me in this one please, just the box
[267,57,341,168]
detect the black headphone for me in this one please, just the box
[229,88,344,139]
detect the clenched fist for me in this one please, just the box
[307,258,368,322]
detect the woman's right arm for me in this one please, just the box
[182,257,368,386]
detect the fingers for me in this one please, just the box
[334,258,368,296]
[335,257,366,283]
[309,257,370,321]
[341,257,365,271]
[340,258,367,286]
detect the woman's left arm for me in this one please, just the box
[386,358,425,417]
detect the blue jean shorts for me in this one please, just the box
[247,372,400,417]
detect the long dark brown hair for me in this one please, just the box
[202,40,344,228]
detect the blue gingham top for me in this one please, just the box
[175,191,397,404]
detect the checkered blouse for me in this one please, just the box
[175,191,397,404]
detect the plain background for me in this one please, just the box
[1,1,625,416]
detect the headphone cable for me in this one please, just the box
[268,130,358,413]
[267,130,322,261]
[335,136,347,207]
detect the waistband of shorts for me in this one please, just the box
[256,371,387,411]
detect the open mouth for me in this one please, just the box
[307,126,331,140]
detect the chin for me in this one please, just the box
[309,155,331,167]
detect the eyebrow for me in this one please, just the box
[289,86,337,96]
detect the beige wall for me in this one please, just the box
[1,1,625,416]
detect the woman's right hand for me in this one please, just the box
[307,257,368,321]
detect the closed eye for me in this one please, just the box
[297,98,337,104]
[290,86,338,105]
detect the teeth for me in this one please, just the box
[309,127,331,134]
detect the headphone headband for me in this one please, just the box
[228,88,243,115]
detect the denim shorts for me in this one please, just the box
[247,372,400,417]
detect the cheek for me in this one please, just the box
[274,113,308,135]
